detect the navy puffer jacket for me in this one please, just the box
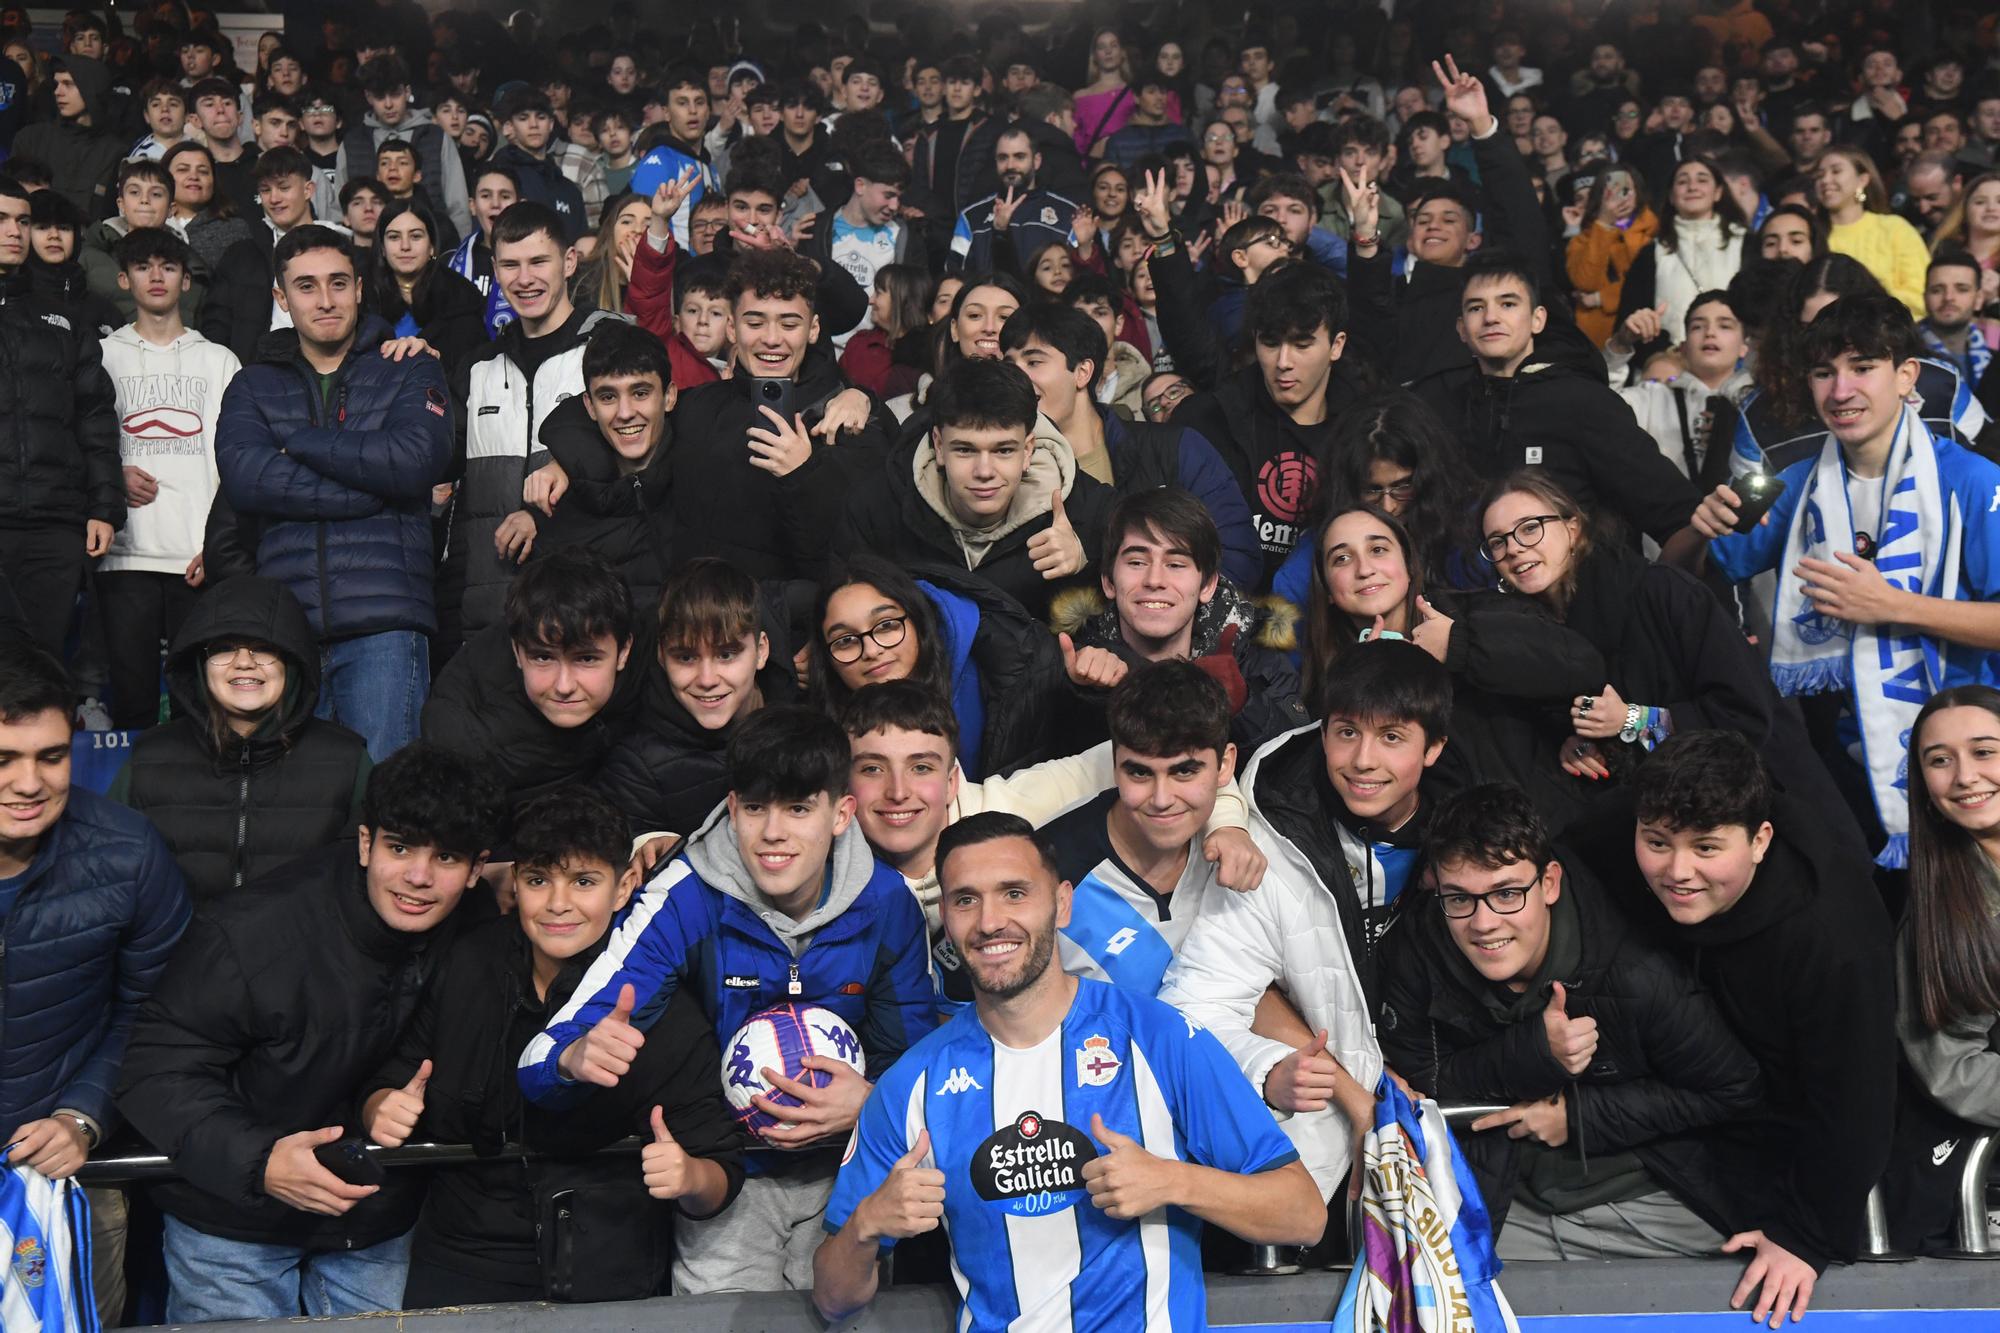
[213,317,453,640]
[0,788,191,1135]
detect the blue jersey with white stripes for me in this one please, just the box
[1042,793,1221,997]
[1,1154,97,1333]
[825,979,1297,1333]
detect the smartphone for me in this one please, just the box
[1731,473,1787,532]
[749,376,796,424]
[314,1138,386,1187]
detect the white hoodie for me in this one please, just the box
[99,326,241,574]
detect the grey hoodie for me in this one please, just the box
[684,804,881,957]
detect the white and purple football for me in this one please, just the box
[722,1005,867,1140]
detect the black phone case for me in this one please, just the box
[314,1138,386,1187]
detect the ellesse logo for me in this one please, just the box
[122,407,202,439]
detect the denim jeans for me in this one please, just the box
[161,1215,413,1322]
[315,629,430,761]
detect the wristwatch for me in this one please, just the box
[56,1112,99,1150]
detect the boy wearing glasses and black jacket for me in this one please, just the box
[1375,781,1760,1261]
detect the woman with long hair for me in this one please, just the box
[840,262,934,398]
[888,272,1028,422]
[1024,238,1075,302]
[1886,685,2000,1250]
[1929,172,2000,299]
[1150,41,1193,124]
[366,198,488,373]
[1301,504,1603,826]
[1088,162,1133,245]
[1567,162,1656,345]
[1617,156,1749,346]
[570,191,650,315]
[1476,471,1846,816]
[1737,254,1888,469]
[1074,27,1136,158]
[807,554,1063,779]
[1816,144,1929,315]
[163,140,252,279]
[1755,204,1825,266]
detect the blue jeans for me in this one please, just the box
[161,1215,413,1322]
[315,630,429,761]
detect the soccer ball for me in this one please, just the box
[722,1005,867,1141]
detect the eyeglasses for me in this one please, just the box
[1438,872,1541,919]
[1478,513,1565,563]
[1203,131,1233,143]
[205,641,279,666]
[826,616,908,664]
[1615,108,1641,121]
[1144,382,1192,416]
[1362,479,1417,504]
[1251,234,1296,253]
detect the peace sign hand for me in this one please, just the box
[1431,54,1494,137]
[1338,165,1379,240]
[992,186,1023,232]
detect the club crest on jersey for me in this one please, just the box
[13,1236,46,1288]
[970,1111,1097,1216]
[1075,1034,1123,1087]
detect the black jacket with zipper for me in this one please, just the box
[115,843,484,1249]
[531,393,675,608]
[361,916,746,1289]
[111,576,369,900]
[1377,857,1763,1235]
[0,261,122,532]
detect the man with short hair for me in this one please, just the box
[188,76,256,215]
[798,138,916,348]
[1410,253,1701,559]
[447,161,520,336]
[1923,108,1968,158]
[523,705,936,1294]
[631,67,718,248]
[341,176,387,248]
[200,146,344,363]
[1904,152,1965,235]
[1377,781,1761,1259]
[1969,90,2000,168]
[1104,74,1193,169]
[597,100,641,197]
[117,743,507,1321]
[814,810,1324,1325]
[336,54,472,239]
[249,91,300,154]
[1919,252,1997,387]
[948,125,1080,274]
[13,55,122,216]
[838,357,1112,618]
[374,138,458,250]
[1319,116,1407,248]
[177,29,223,87]
[1605,290,1754,486]
[0,177,121,659]
[490,86,588,243]
[1786,103,1832,170]
[80,158,202,324]
[0,640,190,1327]
[128,77,191,161]
[1569,731,1895,1324]
[212,225,453,758]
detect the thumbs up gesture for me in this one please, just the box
[861,1129,947,1241]
[1082,1113,1180,1220]
[362,1059,431,1148]
[1541,981,1599,1076]
[559,983,647,1088]
[1619,302,1669,347]
[1028,488,1086,580]
[1264,1029,1342,1113]
[1409,595,1454,663]
[642,1106,694,1199]
[1059,631,1129,689]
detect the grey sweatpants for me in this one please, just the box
[1497,1190,1724,1261]
[671,1161,838,1294]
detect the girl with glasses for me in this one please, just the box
[1477,471,1846,815]
[109,577,371,901]
[807,555,1063,779]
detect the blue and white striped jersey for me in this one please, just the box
[1043,793,1222,997]
[825,979,1297,1333]
[1,1155,97,1333]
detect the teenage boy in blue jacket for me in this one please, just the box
[520,705,934,1294]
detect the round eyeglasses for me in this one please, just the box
[826,616,908,664]
[1478,513,1565,563]
[1437,873,1541,919]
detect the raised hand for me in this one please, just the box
[558,983,645,1088]
[1264,1029,1342,1113]
[1431,54,1493,137]
[1691,482,1747,539]
[362,1059,431,1148]
[1083,1113,1181,1220]
[1619,302,1668,347]
[650,167,700,236]
[1219,198,1249,231]
[1027,489,1085,580]
[1059,631,1129,689]
[1071,205,1099,253]
[1338,166,1380,242]
[1410,596,1452,663]
[860,1130,946,1240]
[642,1106,694,1199]
[262,1125,378,1216]
[992,185,1023,232]
[1134,169,1173,238]
[1541,981,1599,1076]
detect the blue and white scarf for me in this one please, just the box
[1918,320,1993,391]
[1768,405,1957,867]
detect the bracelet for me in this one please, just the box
[1619,704,1644,744]
[1352,233,1380,248]
[1148,232,1180,258]
[1618,705,1671,749]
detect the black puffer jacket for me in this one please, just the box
[594,598,800,837]
[1377,859,1762,1235]
[0,262,122,530]
[533,394,675,608]
[422,618,653,809]
[666,347,890,582]
[116,843,480,1248]
[362,917,745,1289]
[111,576,370,900]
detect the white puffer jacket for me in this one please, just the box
[1160,724,1383,1200]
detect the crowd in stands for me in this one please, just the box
[6,0,2000,1328]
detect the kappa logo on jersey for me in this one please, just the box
[1183,1013,1203,1038]
[1075,1034,1123,1087]
[970,1110,1097,1215]
[12,1235,46,1288]
[121,406,203,439]
[935,1066,984,1095]
[815,1021,863,1065]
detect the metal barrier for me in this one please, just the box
[73,1137,650,1186]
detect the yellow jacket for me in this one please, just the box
[1828,212,1930,317]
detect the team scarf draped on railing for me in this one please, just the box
[1767,403,1956,869]
[1333,1079,1520,1333]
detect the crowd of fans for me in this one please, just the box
[5,0,2000,1327]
